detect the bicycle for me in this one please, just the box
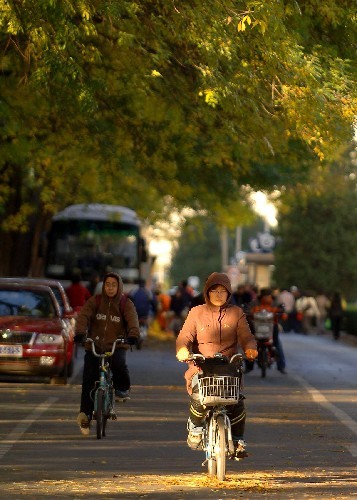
[188,352,244,481]
[86,338,124,439]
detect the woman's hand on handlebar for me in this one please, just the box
[245,349,258,361]
[176,347,190,362]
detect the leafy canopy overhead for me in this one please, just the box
[0,0,356,228]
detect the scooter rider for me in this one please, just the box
[176,272,258,458]
[250,288,287,374]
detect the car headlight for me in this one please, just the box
[35,334,63,345]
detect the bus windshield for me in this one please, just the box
[45,219,140,282]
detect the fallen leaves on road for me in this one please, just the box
[1,472,275,495]
[2,469,356,497]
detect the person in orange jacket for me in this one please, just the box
[154,285,172,331]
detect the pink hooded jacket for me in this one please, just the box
[176,272,257,394]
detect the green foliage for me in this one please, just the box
[343,307,357,337]
[273,146,357,300]
[0,0,356,274]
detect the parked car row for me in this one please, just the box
[0,278,76,384]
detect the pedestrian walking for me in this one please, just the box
[66,274,91,311]
[328,292,345,340]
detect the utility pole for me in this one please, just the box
[220,226,229,272]
[235,226,242,256]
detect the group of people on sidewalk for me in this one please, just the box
[275,286,346,340]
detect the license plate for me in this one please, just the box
[0,344,23,357]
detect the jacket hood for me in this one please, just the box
[102,272,123,298]
[203,272,232,305]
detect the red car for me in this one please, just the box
[0,282,75,384]
[0,277,75,317]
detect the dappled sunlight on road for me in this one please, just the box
[1,469,356,498]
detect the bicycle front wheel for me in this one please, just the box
[102,388,113,437]
[216,415,227,481]
[207,418,217,478]
[96,388,105,439]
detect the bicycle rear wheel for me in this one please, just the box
[216,416,227,481]
[96,388,105,439]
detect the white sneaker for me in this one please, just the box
[187,419,204,450]
[77,412,90,436]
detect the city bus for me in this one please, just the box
[44,204,148,288]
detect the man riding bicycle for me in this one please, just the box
[75,272,140,435]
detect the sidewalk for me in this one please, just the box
[312,329,357,347]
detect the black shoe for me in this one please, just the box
[115,389,130,401]
[232,439,248,460]
[278,368,287,374]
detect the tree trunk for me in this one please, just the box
[0,231,32,276]
[28,211,52,277]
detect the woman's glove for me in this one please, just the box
[74,333,86,344]
[245,349,258,360]
[176,347,190,362]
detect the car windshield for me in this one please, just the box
[0,289,56,318]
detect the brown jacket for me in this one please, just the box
[176,272,257,393]
[75,272,140,352]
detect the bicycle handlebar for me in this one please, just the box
[86,337,125,358]
[186,352,243,364]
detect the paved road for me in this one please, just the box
[0,332,356,499]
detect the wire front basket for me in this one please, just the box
[197,375,240,406]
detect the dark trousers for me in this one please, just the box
[189,391,246,439]
[331,316,342,339]
[273,327,286,370]
[80,349,130,416]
